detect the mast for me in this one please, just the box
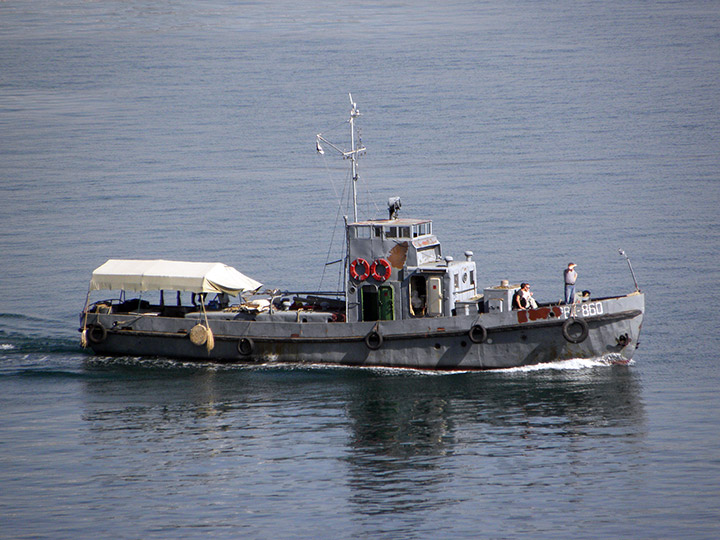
[316,94,366,222]
[349,95,360,222]
[315,95,367,319]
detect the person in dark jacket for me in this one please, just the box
[513,283,530,310]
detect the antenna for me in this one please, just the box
[315,94,366,222]
[618,249,640,292]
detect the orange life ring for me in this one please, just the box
[349,258,370,281]
[370,258,392,282]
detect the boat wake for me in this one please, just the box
[0,334,81,355]
[500,355,633,373]
[1,312,79,354]
[82,354,633,375]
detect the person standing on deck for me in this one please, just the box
[564,263,577,304]
[513,284,529,310]
[522,283,538,309]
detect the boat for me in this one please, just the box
[79,96,645,370]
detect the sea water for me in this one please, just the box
[1,1,719,538]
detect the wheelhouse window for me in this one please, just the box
[354,226,371,239]
[414,222,432,237]
[386,226,411,239]
[417,245,440,265]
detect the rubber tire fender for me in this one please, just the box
[562,317,589,344]
[364,330,383,350]
[87,323,107,344]
[237,337,254,356]
[468,324,487,344]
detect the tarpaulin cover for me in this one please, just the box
[89,259,262,295]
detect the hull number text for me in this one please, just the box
[561,302,604,319]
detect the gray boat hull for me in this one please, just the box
[82,292,644,370]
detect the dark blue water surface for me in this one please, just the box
[1,1,719,538]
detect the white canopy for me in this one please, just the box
[89,259,262,295]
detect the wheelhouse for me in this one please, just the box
[346,210,479,322]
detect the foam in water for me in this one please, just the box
[500,356,633,373]
[81,355,632,375]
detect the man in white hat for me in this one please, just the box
[564,263,577,304]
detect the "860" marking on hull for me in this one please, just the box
[561,301,603,319]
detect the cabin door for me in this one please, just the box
[409,275,427,317]
[378,286,394,321]
[427,276,443,316]
[361,286,379,321]
[361,285,395,321]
